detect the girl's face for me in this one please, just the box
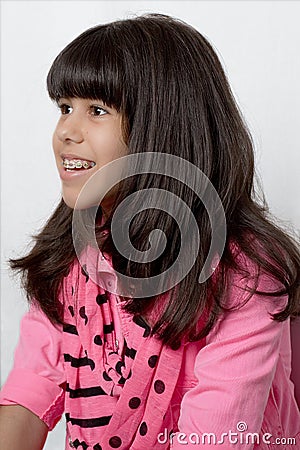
[52,97,127,213]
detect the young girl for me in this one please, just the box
[0,13,299,450]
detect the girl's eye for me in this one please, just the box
[58,104,72,115]
[90,105,107,117]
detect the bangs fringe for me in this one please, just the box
[47,26,124,110]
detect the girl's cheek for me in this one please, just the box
[52,133,60,152]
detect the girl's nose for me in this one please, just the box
[55,115,84,143]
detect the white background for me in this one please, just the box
[1,1,300,448]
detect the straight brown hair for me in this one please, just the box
[10,14,300,347]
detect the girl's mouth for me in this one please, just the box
[62,158,96,171]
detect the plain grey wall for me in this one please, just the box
[1,1,299,448]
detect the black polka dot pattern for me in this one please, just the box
[154,379,165,394]
[62,256,183,449]
[170,340,181,351]
[94,335,103,346]
[103,323,114,334]
[148,355,158,368]
[79,306,88,325]
[128,397,141,409]
[96,293,108,305]
[109,436,122,448]
[139,422,148,436]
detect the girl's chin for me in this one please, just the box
[62,192,110,212]
[61,183,116,211]
[62,194,98,210]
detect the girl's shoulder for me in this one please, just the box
[223,240,288,313]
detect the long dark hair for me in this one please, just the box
[10,13,300,347]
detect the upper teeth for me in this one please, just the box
[62,159,95,170]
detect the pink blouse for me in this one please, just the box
[1,246,299,449]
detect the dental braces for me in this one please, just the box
[62,159,96,170]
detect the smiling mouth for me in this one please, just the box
[62,158,96,171]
